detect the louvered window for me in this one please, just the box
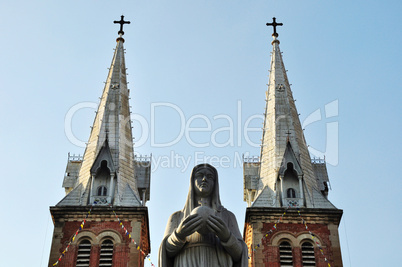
[76,239,91,267]
[302,242,316,266]
[99,239,114,266]
[279,241,293,266]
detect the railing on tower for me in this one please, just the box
[68,152,83,162]
[311,156,325,164]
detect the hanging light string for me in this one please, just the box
[249,205,292,257]
[250,205,332,267]
[51,204,331,267]
[296,207,331,267]
[109,205,155,267]
[52,207,93,266]
[51,203,155,267]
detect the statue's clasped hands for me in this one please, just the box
[176,214,202,240]
[175,213,231,243]
[207,214,231,242]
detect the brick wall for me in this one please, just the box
[244,208,343,267]
[48,206,149,267]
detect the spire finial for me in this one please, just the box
[114,15,131,36]
[286,130,291,142]
[266,17,283,37]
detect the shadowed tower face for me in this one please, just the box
[48,17,152,267]
[243,18,343,267]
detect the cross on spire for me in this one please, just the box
[114,15,131,36]
[286,130,292,142]
[266,17,283,37]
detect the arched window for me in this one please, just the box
[302,242,316,266]
[97,186,107,196]
[287,188,296,198]
[279,241,293,266]
[99,239,114,266]
[76,239,91,267]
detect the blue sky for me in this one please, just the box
[0,1,401,266]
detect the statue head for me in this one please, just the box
[193,165,216,197]
[180,163,222,217]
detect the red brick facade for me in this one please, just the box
[48,206,150,267]
[244,208,343,267]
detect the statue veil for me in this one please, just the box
[159,163,248,267]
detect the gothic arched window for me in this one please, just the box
[287,188,296,198]
[302,241,316,266]
[279,241,293,266]
[97,186,107,196]
[99,239,114,266]
[76,239,91,267]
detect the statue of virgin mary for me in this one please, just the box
[159,163,248,267]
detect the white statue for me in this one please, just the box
[159,163,248,267]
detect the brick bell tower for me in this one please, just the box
[243,18,343,267]
[48,16,151,267]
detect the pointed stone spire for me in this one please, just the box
[259,33,316,190]
[58,18,142,207]
[243,21,342,267]
[249,22,334,208]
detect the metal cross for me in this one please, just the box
[266,17,283,37]
[114,15,131,35]
[285,130,291,142]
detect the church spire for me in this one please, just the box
[243,19,343,267]
[244,18,335,209]
[58,17,143,207]
[48,18,151,267]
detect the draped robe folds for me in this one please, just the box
[159,164,248,267]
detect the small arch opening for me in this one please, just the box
[97,186,107,196]
[287,162,294,170]
[283,162,299,203]
[287,188,296,198]
[285,162,298,177]
[323,182,329,191]
[96,160,111,176]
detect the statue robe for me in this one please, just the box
[159,164,248,267]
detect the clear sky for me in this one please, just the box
[1,1,401,266]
